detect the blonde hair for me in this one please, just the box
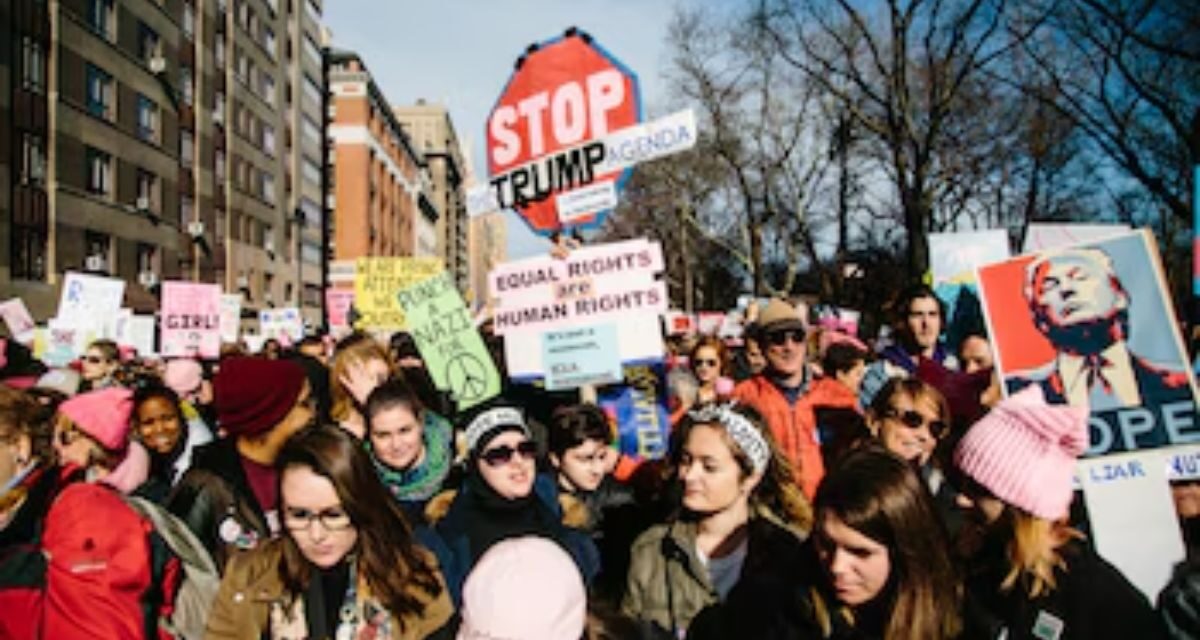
[1001,507,1083,598]
[330,334,392,423]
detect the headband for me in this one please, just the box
[688,403,770,472]
[465,407,528,453]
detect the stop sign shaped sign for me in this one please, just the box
[486,30,641,236]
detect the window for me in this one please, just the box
[85,146,112,197]
[261,171,276,205]
[214,91,226,125]
[236,50,248,83]
[179,195,193,228]
[263,26,276,59]
[263,272,274,303]
[138,22,160,66]
[302,157,321,187]
[302,74,321,107]
[260,71,276,106]
[305,0,321,24]
[88,0,115,41]
[265,0,279,15]
[302,34,321,68]
[86,64,114,120]
[136,169,160,213]
[84,231,112,272]
[181,67,193,106]
[22,37,45,93]
[215,208,227,245]
[182,1,195,39]
[180,130,194,168]
[215,149,226,182]
[20,133,46,186]
[302,115,321,146]
[215,34,226,67]
[137,95,160,143]
[263,123,276,157]
[263,224,275,252]
[11,225,47,280]
[137,243,158,275]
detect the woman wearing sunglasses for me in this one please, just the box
[51,387,150,495]
[426,403,599,605]
[79,339,121,393]
[206,426,453,639]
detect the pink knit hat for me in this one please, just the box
[953,385,1090,520]
[59,387,135,452]
[163,358,204,398]
[458,536,586,640]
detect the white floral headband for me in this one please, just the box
[687,403,770,472]
[465,407,528,453]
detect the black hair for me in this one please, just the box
[892,284,945,327]
[364,379,424,432]
[548,404,612,457]
[822,342,867,376]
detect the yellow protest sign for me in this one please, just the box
[353,257,444,330]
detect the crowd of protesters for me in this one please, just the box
[0,280,1196,639]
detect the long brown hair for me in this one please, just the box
[814,446,961,640]
[276,426,442,624]
[330,333,392,423]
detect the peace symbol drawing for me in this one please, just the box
[445,352,492,402]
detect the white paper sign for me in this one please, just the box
[0,298,36,343]
[928,229,1010,284]
[504,314,664,381]
[127,315,157,357]
[57,272,125,329]
[219,294,243,343]
[556,181,619,223]
[1023,223,1130,253]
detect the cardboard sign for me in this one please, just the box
[1022,223,1130,253]
[161,282,222,358]
[928,229,1011,285]
[259,308,304,344]
[597,362,670,461]
[41,318,90,367]
[696,312,726,336]
[127,315,157,357]
[219,294,243,344]
[57,272,125,330]
[325,289,355,329]
[542,324,623,390]
[485,30,641,235]
[978,229,1200,456]
[504,313,664,382]
[665,311,696,336]
[398,271,501,411]
[353,257,443,330]
[0,298,36,343]
[814,305,861,337]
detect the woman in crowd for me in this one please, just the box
[79,339,121,392]
[331,334,393,438]
[622,403,810,638]
[954,386,1164,639]
[206,426,453,639]
[809,340,870,468]
[689,337,734,407]
[0,385,60,548]
[163,357,216,429]
[51,387,149,495]
[169,357,314,571]
[428,403,599,603]
[131,382,211,501]
[363,379,454,521]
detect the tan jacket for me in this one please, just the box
[205,539,453,640]
[622,521,718,635]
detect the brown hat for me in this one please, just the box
[757,298,806,332]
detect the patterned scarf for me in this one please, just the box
[370,411,453,504]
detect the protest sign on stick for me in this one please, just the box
[354,257,443,330]
[161,282,222,358]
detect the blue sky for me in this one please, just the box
[323,0,692,258]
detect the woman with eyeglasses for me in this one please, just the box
[79,339,121,392]
[206,425,453,640]
[426,403,599,605]
[623,403,811,639]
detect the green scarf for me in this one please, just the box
[369,411,453,504]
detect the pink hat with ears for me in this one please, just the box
[59,387,135,452]
[954,385,1090,520]
[818,329,868,357]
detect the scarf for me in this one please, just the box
[458,472,561,565]
[371,411,453,504]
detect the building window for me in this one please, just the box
[261,171,276,205]
[136,169,160,214]
[302,115,321,146]
[302,157,321,187]
[263,123,276,157]
[84,230,112,272]
[88,0,115,41]
[11,226,47,280]
[137,95,160,143]
[85,146,113,197]
[182,1,195,39]
[265,0,279,15]
[86,64,115,121]
[179,195,194,228]
[22,37,45,93]
[215,149,226,182]
[302,34,322,69]
[180,130,194,168]
[20,133,46,186]
[236,49,248,83]
[138,22,160,66]
[305,0,321,23]
[263,26,276,59]
[137,243,159,275]
[181,67,194,106]
[260,71,276,107]
[302,74,321,107]
[215,208,227,245]
[215,33,226,67]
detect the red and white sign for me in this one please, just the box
[326,289,355,328]
[160,282,221,358]
[486,30,641,235]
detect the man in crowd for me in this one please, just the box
[879,284,959,373]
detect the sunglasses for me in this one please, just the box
[282,506,353,532]
[83,355,107,364]
[766,329,806,346]
[882,408,948,439]
[56,426,82,447]
[480,440,538,467]
[693,358,719,368]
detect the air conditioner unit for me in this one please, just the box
[136,196,151,211]
[149,55,167,74]
[212,109,224,125]
[264,237,275,254]
[187,221,205,237]
[85,255,105,272]
[138,271,159,287]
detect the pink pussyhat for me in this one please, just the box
[59,387,135,452]
[953,385,1090,520]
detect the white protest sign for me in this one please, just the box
[160,282,222,358]
[219,294,243,344]
[556,181,619,224]
[928,229,1010,284]
[1022,223,1130,253]
[127,315,157,357]
[505,313,665,381]
[259,308,304,343]
[56,272,125,331]
[0,298,36,343]
[113,308,134,347]
[1080,451,1185,600]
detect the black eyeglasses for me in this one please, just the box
[283,506,353,532]
[480,440,538,467]
[766,329,805,346]
[693,358,719,368]
[882,408,948,439]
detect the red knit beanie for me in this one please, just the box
[214,357,306,437]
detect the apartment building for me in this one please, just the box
[392,101,468,292]
[467,210,507,311]
[327,50,438,263]
[0,0,327,330]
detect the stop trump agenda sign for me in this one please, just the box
[486,28,642,236]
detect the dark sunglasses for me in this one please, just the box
[480,440,538,467]
[883,408,948,439]
[57,426,82,447]
[693,358,719,368]
[83,355,107,364]
[766,329,805,346]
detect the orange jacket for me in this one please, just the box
[733,374,859,499]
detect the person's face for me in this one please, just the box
[905,297,942,352]
[870,393,945,465]
[745,340,767,375]
[692,346,722,384]
[959,336,994,374]
[679,424,758,515]
[763,327,806,377]
[0,431,32,493]
[369,404,424,471]
[835,360,867,393]
[81,349,116,382]
[955,488,1006,526]
[816,513,891,607]
[136,396,183,455]
[1173,482,1200,520]
[553,438,609,493]
[476,430,536,500]
[1032,255,1126,327]
[52,416,101,469]
[281,465,358,569]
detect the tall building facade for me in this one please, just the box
[0,0,327,330]
[467,210,507,311]
[392,102,468,292]
[327,50,437,263]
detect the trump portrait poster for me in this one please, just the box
[977,229,1199,457]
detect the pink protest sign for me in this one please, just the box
[160,281,222,358]
[326,289,355,328]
